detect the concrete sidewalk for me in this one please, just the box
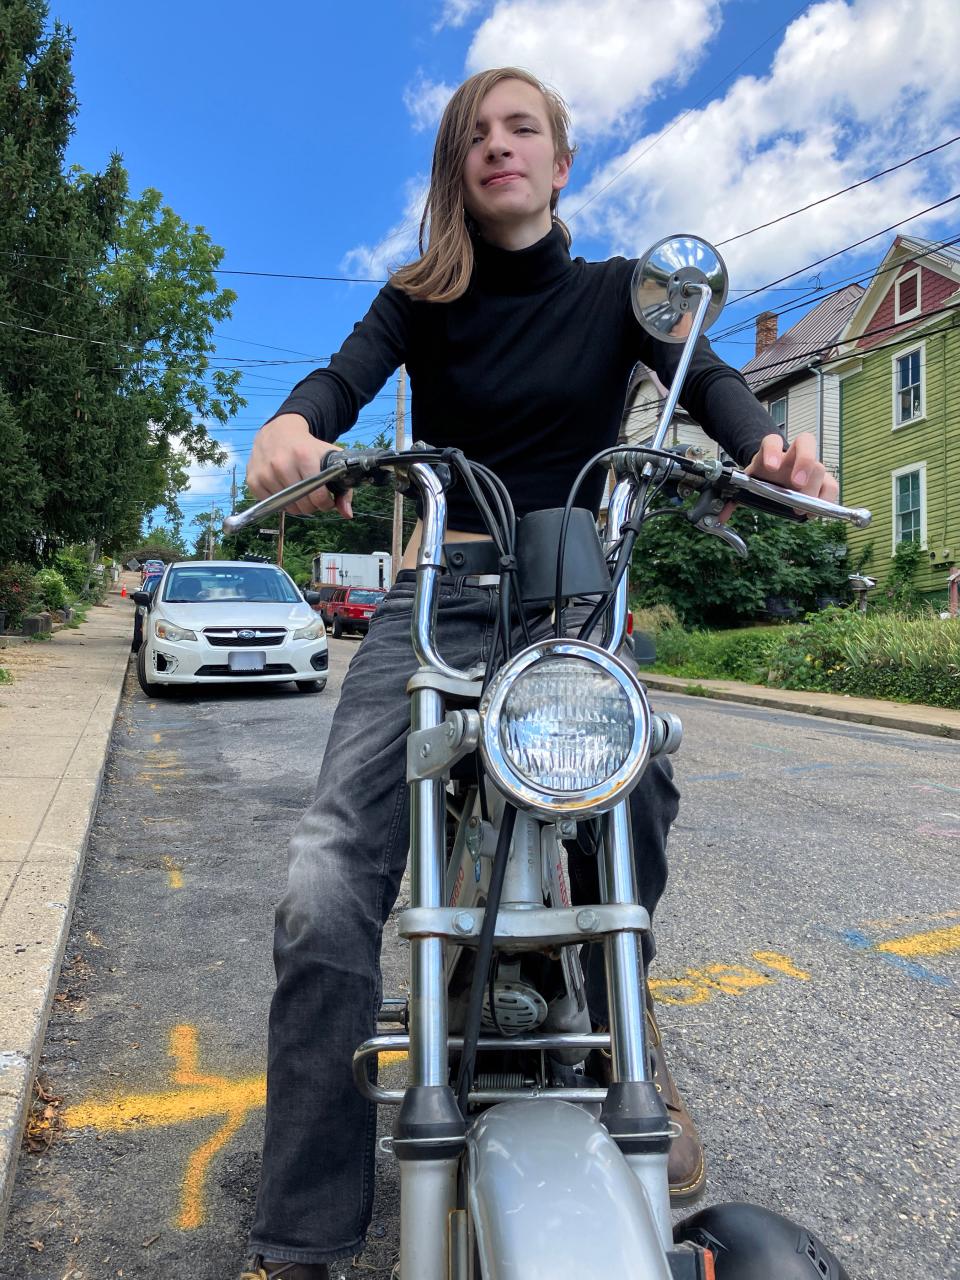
[0,577,135,1235]
[642,671,960,740]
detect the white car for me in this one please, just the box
[135,560,328,696]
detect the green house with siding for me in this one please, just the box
[833,235,960,605]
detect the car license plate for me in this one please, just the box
[228,650,266,673]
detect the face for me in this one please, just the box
[461,79,571,243]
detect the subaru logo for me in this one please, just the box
[238,629,256,639]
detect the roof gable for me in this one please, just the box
[837,235,960,349]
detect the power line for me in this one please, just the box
[715,134,960,248]
[712,232,960,342]
[724,191,960,306]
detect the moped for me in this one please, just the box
[227,236,869,1279]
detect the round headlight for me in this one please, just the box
[480,640,650,816]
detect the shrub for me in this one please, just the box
[652,624,787,683]
[767,607,960,708]
[54,549,89,595]
[33,568,68,612]
[0,562,38,629]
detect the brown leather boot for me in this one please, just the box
[645,987,706,1205]
[240,1259,330,1280]
[588,991,706,1205]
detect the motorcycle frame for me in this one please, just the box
[361,461,676,1279]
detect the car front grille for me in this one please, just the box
[203,628,286,648]
[194,663,297,677]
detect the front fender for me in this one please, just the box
[467,1099,672,1280]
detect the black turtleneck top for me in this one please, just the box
[274,227,780,533]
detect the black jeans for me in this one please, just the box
[249,576,680,1266]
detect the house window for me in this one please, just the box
[893,346,923,426]
[769,396,787,432]
[894,268,921,323]
[891,463,926,550]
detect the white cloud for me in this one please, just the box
[436,0,486,28]
[403,73,455,133]
[341,177,430,279]
[465,0,723,136]
[567,0,960,289]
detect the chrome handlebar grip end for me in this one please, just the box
[650,713,683,757]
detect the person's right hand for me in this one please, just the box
[246,413,353,518]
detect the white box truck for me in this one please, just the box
[312,552,392,590]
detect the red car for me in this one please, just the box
[324,586,385,638]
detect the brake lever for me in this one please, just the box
[686,487,748,558]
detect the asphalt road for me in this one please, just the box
[0,641,957,1280]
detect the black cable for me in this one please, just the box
[715,134,960,248]
[455,805,517,1115]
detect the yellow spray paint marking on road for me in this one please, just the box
[875,923,960,960]
[136,748,186,787]
[62,1026,408,1230]
[161,856,184,889]
[649,950,810,1008]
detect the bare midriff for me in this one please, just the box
[399,521,490,571]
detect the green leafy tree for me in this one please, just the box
[630,507,852,627]
[0,1,242,564]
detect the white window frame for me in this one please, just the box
[891,340,925,429]
[894,267,921,323]
[768,395,787,433]
[890,461,927,554]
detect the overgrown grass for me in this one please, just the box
[636,603,960,710]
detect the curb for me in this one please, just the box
[641,673,960,741]
[0,606,132,1241]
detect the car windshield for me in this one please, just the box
[349,590,384,604]
[163,566,300,604]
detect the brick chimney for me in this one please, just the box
[755,310,778,357]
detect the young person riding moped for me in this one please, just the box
[239,68,839,1280]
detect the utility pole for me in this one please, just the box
[207,497,216,560]
[391,365,406,583]
[230,464,237,515]
[277,510,285,567]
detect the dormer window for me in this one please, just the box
[894,268,921,323]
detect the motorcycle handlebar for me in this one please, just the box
[609,447,871,529]
[222,447,393,534]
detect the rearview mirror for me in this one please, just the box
[631,235,728,343]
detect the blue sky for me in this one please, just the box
[53,0,960,528]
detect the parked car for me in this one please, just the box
[131,571,163,653]
[311,584,339,621]
[140,558,165,585]
[325,586,386,638]
[133,560,328,696]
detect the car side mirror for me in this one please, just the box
[131,590,151,606]
[303,590,322,605]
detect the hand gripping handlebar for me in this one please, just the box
[222,448,392,534]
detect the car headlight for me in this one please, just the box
[479,640,651,816]
[154,618,197,642]
[292,620,325,641]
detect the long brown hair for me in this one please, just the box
[391,68,575,304]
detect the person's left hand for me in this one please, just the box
[720,431,838,521]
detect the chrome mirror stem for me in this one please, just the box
[650,282,713,453]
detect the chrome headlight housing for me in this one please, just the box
[479,639,651,817]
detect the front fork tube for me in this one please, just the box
[600,799,673,1251]
[408,686,448,1087]
[399,686,464,1280]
